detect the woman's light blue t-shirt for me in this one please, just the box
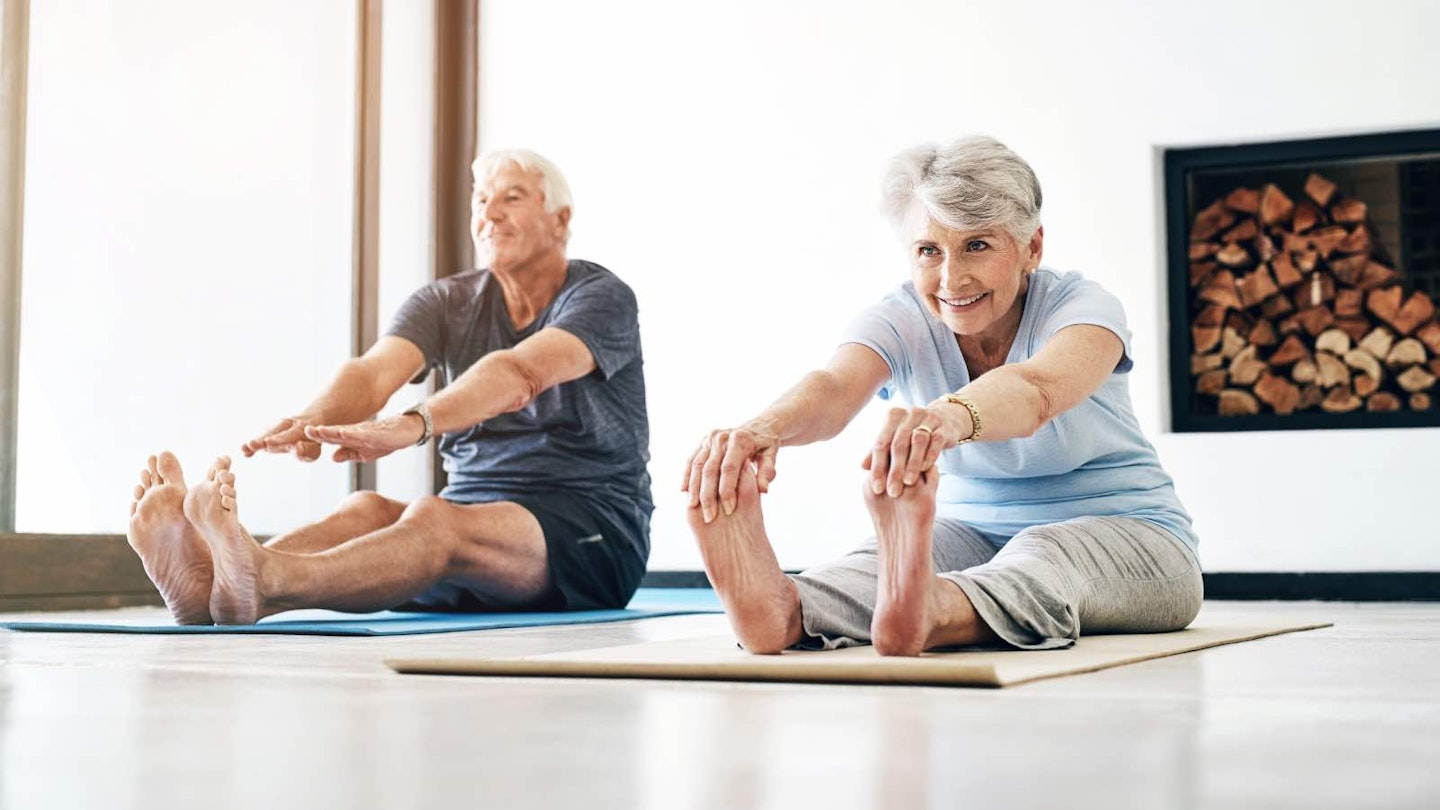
[842,266,1198,553]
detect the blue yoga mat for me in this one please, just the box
[0,587,723,636]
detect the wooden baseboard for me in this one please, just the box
[0,534,160,612]
[642,571,1440,601]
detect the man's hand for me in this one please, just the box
[303,414,425,463]
[242,417,324,462]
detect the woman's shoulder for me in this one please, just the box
[1029,266,1125,316]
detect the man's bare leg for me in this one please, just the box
[262,491,407,554]
[185,457,551,624]
[126,452,215,625]
[866,467,997,656]
[687,464,802,654]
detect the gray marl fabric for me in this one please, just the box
[790,516,1202,651]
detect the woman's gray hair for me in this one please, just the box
[472,148,574,238]
[880,135,1042,244]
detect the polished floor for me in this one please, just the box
[1,600,1437,810]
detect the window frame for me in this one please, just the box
[0,0,477,611]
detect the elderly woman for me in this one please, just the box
[684,136,1201,656]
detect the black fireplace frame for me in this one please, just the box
[1164,127,1440,433]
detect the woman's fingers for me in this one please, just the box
[756,445,779,493]
[687,440,710,508]
[716,433,754,516]
[698,431,728,523]
[869,408,905,495]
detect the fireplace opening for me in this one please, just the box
[1164,129,1440,432]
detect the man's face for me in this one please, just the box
[471,166,568,273]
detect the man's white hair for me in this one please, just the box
[880,135,1042,245]
[472,148,574,237]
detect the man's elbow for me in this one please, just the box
[500,354,546,412]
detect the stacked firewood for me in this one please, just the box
[1189,172,1440,416]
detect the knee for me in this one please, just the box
[399,495,452,528]
[341,490,405,522]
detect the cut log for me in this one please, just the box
[1359,327,1396,360]
[1229,345,1267,386]
[1191,199,1235,242]
[1315,329,1351,356]
[1432,358,1440,379]
[1259,184,1295,226]
[1190,242,1220,261]
[1292,358,1319,384]
[1345,348,1383,379]
[1278,313,1302,336]
[1295,250,1319,272]
[1192,305,1225,353]
[1271,253,1302,288]
[1366,392,1401,412]
[1223,218,1259,243]
[1268,334,1309,366]
[1254,373,1301,415]
[1260,294,1295,319]
[1412,392,1433,411]
[1334,317,1371,343]
[1328,254,1368,286]
[1299,384,1325,410]
[1281,231,1312,253]
[1293,272,1336,309]
[1197,369,1228,395]
[1334,288,1363,317]
[1386,337,1428,369]
[1356,261,1398,290]
[1190,260,1217,287]
[1305,172,1338,207]
[1218,389,1260,416]
[1308,226,1348,257]
[1225,187,1261,214]
[1416,321,1440,355]
[1226,310,1254,335]
[1392,292,1437,336]
[1292,200,1322,233]
[1215,242,1253,269]
[1331,197,1367,224]
[1397,365,1438,393]
[1296,306,1335,337]
[1338,224,1371,254]
[1354,373,1381,398]
[1254,233,1279,263]
[1221,326,1247,360]
[1315,352,1350,388]
[1199,269,1243,310]
[1237,267,1280,307]
[1248,318,1278,347]
[1321,386,1363,413]
[1367,286,1403,327]
[1191,353,1224,374]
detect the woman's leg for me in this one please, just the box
[939,516,1203,650]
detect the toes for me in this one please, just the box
[215,455,232,472]
[217,469,235,487]
[140,468,153,489]
[133,484,145,501]
[156,451,185,487]
[220,494,236,512]
[219,483,234,499]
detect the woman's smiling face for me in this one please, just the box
[904,205,1043,341]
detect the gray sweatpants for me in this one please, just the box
[790,516,1203,651]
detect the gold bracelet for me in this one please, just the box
[942,393,982,445]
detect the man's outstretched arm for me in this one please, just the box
[242,336,427,461]
[303,327,596,462]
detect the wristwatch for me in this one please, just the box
[401,402,433,446]
[941,393,982,445]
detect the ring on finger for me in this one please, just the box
[911,424,934,435]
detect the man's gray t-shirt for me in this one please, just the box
[385,259,652,542]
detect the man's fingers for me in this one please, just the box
[296,441,322,462]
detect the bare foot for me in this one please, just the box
[688,464,801,654]
[126,452,215,625]
[184,456,266,625]
[866,466,941,656]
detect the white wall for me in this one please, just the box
[17,1,356,534]
[479,0,1440,572]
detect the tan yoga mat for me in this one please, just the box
[387,617,1331,688]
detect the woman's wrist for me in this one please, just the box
[740,416,784,446]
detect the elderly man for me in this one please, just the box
[126,149,652,625]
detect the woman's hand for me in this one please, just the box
[682,425,781,523]
[862,405,963,497]
[242,416,323,462]
[303,414,424,463]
